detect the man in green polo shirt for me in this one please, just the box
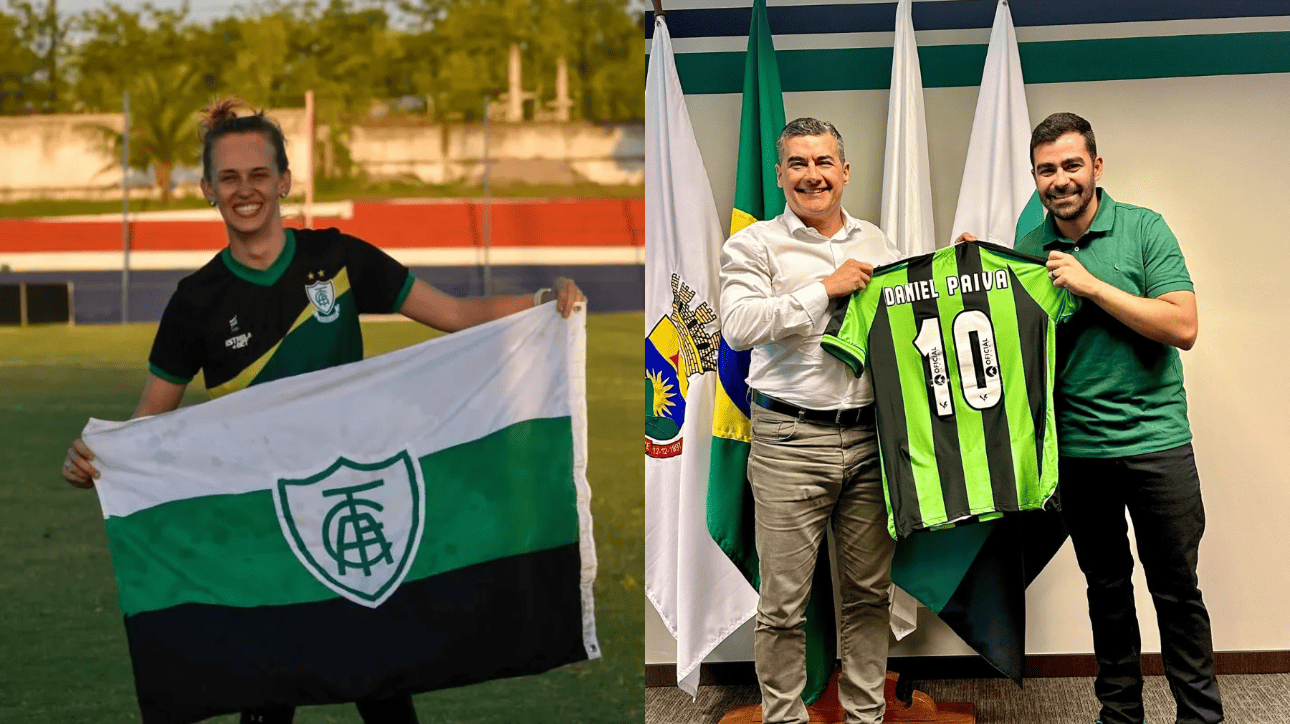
[1018,113,1221,724]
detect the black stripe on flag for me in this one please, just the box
[956,244,1018,514]
[906,254,970,524]
[1010,267,1050,483]
[124,543,587,724]
[868,303,920,535]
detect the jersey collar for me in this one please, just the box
[221,228,296,286]
[1041,188,1117,249]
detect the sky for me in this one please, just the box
[45,0,642,30]
[46,0,445,35]
[54,0,248,24]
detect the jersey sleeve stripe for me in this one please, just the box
[389,272,416,314]
[148,363,193,385]
[820,335,864,378]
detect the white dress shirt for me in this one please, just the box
[719,206,900,410]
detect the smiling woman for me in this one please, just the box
[198,99,295,268]
[57,97,588,724]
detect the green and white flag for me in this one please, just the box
[85,304,597,724]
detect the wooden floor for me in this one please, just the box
[645,674,1290,724]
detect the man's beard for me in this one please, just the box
[1044,183,1094,221]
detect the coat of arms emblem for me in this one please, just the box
[305,279,340,323]
[274,450,425,608]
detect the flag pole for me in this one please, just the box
[304,90,314,229]
[482,96,492,296]
[120,90,130,325]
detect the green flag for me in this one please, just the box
[707,0,837,704]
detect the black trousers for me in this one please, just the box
[240,695,418,724]
[1060,444,1222,724]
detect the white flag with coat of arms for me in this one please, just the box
[644,14,759,697]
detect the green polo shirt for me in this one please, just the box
[1015,189,1194,457]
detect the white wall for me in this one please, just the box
[647,71,1290,665]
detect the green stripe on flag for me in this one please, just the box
[106,417,578,616]
[891,519,997,614]
[1016,191,1046,241]
[729,0,787,233]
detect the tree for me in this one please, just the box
[93,64,205,201]
[13,0,645,123]
[561,0,644,122]
[68,3,192,112]
[399,0,644,122]
[0,8,44,113]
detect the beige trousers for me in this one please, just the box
[748,402,896,724]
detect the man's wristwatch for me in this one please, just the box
[533,287,553,307]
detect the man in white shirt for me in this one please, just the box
[720,117,901,724]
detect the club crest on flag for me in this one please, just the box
[274,450,425,608]
[304,279,340,323]
[645,274,719,459]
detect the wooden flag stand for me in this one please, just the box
[718,669,975,724]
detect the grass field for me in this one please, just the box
[0,312,643,723]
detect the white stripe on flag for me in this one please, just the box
[86,304,579,519]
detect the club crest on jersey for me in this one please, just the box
[305,279,340,323]
[645,274,719,459]
[274,450,425,608]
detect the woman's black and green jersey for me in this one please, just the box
[149,227,415,398]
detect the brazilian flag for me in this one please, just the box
[705,0,837,705]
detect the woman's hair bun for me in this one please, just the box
[201,98,246,134]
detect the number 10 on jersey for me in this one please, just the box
[911,311,1003,418]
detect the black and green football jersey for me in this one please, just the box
[821,241,1077,539]
[149,227,415,398]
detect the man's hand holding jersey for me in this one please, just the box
[1044,251,1101,297]
[822,259,875,298]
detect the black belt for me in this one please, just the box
[751,391,875,427]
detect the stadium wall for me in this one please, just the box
[645,0,1290,675]
[0,112,643,201]
[0,199,645,320]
